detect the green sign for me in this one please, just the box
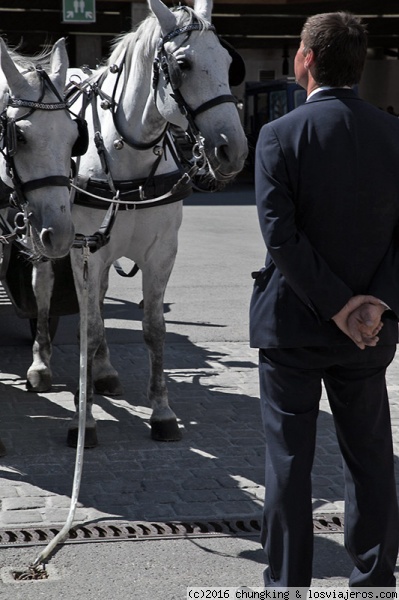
[63,0,96,23]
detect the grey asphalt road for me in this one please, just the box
[0,534,353,600]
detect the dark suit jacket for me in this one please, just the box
[250,88,399,348]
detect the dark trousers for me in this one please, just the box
[259,344,399,588]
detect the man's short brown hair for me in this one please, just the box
[301,12,368,87]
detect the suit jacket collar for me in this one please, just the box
[306,88,359,103]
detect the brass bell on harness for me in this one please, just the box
[109,64,119,74]
[100,100,111,110]
[113,138,124,150]
[153,145,163,156]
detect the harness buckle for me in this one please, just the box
[14,212,26,231]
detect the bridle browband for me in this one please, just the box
[8,97,67,111]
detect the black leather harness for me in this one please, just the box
[66,11,245,253]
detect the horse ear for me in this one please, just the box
[194,0,213,22]
[0,38,29,97]
[50,38,69,90]
[147,0,177,36]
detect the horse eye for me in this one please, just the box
[177,58,191,71]
[16,128,26,145]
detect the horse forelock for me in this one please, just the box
[171,5,211,33]
[0,43,52,100]
[5,44,52,73]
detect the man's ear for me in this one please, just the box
[304,49,315,69]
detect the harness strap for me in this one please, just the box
[20,175,71,193]
[90,84,120,195]
[9,98,68,111]
[108,50,169,151]
[73,195,119,252]
[72,88,120,252]
[160,22,215,45]
[190,94,238,118]
[0,179,13,209]
[72,171,192,210]
[113,260,140,278]
[0,213,19,245]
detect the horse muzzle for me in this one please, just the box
[35,223,75,259]
[26,210,75,260]
[206,133,248,181]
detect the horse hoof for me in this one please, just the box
[26,371,52,393]
[94,376,123,396]
[67,427,98,449]
[0,439,6,456]
[151,419,182,442]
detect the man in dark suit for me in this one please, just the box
[250,12,399,589]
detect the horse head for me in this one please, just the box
[0,38,77,259]
[149,0,248,184]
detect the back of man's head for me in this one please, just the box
[301,12,368,87]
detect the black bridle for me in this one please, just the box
[0,66,75,214]
[152,21,239,145]
[101,17,240,153]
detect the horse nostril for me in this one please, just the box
[40,227,54,248]
[215,133,232,166]
[216,144,230,165]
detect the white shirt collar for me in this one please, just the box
[307,86,351,100]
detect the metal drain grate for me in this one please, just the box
[0,514,344,547]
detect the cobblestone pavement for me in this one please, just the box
[0,338,399,529]
[0,188,399,535]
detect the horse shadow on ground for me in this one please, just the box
[0,308,398,583]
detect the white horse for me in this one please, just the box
[0,38,84,455]
[0,38,79,258]
[27,0,248,447]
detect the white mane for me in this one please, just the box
[93,6,210,81]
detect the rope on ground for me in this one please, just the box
[20,244,90,577]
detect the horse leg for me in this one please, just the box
[142,263,182,442]
[92,265,123,396]
[66,250,105,448]
[93,335,123,395]
[26,261,54,392]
